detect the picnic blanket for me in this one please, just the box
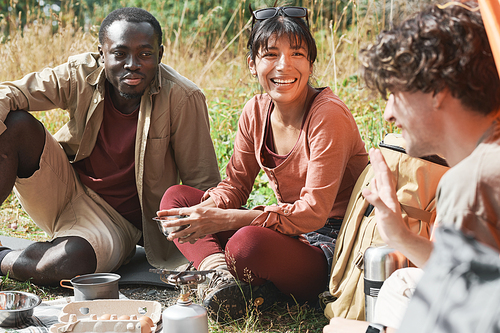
[0,294,166,333]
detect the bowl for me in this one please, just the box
[153,216,189,236]
[0,291,41,327]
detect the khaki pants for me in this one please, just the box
[13,129,141,272]
[373,267,424,329]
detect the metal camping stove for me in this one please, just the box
[150,262,214,333]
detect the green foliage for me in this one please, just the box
[335,74,394,151]
[207,90,242,176]
[247,171,278,207]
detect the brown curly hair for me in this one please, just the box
[360,1,500,115]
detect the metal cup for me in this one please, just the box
[60,273,120,301]
[153,216,189,237]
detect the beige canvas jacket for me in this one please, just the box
[0,52,221,267]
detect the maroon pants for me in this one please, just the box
[160,185,328,302]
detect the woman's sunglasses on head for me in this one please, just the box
[250,6,309,27]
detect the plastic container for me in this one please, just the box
[49,299,161,333]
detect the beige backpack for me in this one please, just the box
[324,134,449,320]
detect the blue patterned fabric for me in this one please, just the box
[303,218,342,277]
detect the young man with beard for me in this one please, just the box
[0,7,220,285]
[324,2,500,332]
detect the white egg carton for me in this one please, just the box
[49,299,162,333]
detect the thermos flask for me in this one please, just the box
[364,245,408,322]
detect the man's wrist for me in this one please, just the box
[366,323,386,333]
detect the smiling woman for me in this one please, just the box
[156,5,369,322]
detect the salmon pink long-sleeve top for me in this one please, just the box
[204,87,368,236]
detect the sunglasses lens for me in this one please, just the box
[253,8,278,20]
[282,7,307,17]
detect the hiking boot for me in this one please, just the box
[203,275,292,322]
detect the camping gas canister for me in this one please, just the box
[162,292,209,333]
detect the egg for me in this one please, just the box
[118,315,130,320]
[136,322,151,333]
[139,315,154,333]
[139,316,155,327]
[99,313,111,320]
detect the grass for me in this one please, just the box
[208,304,329,333]
[0,0,428,331]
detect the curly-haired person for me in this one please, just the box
[324,2,500,333]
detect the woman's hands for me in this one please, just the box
[156,199,262,244]
[156,206,227,244]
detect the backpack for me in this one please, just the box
[323,134,449,320]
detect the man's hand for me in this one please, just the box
[362,148,409,247]
[362,148,433,267]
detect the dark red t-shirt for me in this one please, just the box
[73,89,142,231]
